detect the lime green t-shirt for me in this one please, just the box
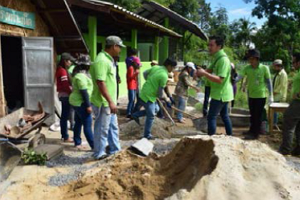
[292,69,300,100]
[240,64,271,98]
[209,49,234,102]
[90,51,116,107]
[140,66,168,103]
[69,73,93,107]
[68,65,76,82]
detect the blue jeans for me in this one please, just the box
[203,86,211,117]
[59,97,71,140]
[207,99,232,136]
[73,104,94,149]
[176,96,187,121]
[127,89,136,116]
[132,100,159,138]
[92,105,121,159]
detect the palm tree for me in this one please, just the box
[234,18,257,48]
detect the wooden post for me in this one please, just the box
[0,37,6,117]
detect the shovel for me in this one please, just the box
[157,98,176,126]
[170,106,207,132]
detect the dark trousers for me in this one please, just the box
[59,97,71,140]
[280,100,300,152]
[207,99,232,136]
[203,86,211,117]
[248,98,266,136]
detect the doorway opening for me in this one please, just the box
[1,35,24,113]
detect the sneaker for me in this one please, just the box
[291,146,300,157]
[244,134,259,140]
[132,116,141,126]
[146,136,157,140]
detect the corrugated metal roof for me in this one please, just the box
[137,1,208,41]
[67,0,182,38]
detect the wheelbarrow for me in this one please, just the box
[0,105,49,182]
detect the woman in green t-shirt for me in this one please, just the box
[69,54,94,150]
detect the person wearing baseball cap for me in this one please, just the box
[90,35,125,159]
[56,52,76,143]
[272,59,288,130]
[237,49,273,140]
[69,54,94,150]
[174,62,200,123]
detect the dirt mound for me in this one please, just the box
[62,138,217,200]
[2,136,300,200]
[119,117,173,139]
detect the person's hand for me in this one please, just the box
[268,96,274,105]
[194,87,201,93]
[86,106,92,114]
[109,101,118,114]
[165,101,172,109]
[169,97,175,105]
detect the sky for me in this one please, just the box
[208,0,266,28]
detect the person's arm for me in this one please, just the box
[59,68,72,93]
[127,67,135,81]
[197,68,223,84]
[143,68,152,80]
[266,78,274,103]
[97,80,117,113]
[182,74,200,92]
[94,61,117,113]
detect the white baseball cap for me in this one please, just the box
[186,62,196,70]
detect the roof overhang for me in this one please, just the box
[137,1,208,41]
[66,0,182,38]
[31,0,88,53]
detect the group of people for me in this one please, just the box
[56,36,124,159]
[193,35,300,156]
[55,34,300,159]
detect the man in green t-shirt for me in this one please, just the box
[279,53,300,156]
[238,49,273,140]
[132,58,177,139]
[90,36,125,159]
[196,36,233,136]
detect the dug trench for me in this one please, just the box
[62,138,218,200]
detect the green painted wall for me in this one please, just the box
[118,61,151,98]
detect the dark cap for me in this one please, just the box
[61,52,76,62]
[75,54,92,66]
[246,49,260,59]
[106,36,126,47]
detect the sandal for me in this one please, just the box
[75,145,89,151]
[62,138,73,143]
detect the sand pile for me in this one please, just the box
[2,136,300,200]
[119,117,173,139]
